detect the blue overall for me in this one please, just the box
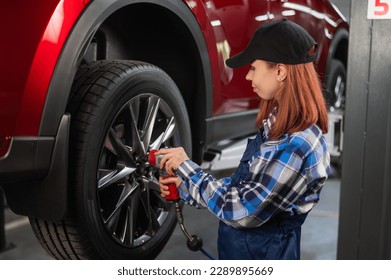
[217,131,308,260]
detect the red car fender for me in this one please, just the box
[0,0,88,138]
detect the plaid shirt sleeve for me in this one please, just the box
[176,125,330,228]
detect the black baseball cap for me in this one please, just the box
[226,19,318,68]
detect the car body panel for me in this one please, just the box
[0,0,88,140]
[0,0,348,220]
[0,0,348,139]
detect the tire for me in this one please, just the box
[29,60,192,259]
[326,59,346,111]
[326,59,346,168]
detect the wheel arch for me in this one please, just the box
[325,27,349,81]
[40,0,213,159]
[5,0,212,220]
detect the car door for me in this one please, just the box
[268,0,326,62]
[208,0,271,115]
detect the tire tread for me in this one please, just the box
[29,60,181,259]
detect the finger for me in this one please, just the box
[168,166,176,177]
[159,154,170,170]
[161,189,170,196]
[160,176,176,184]
[164,162,175,176]
[159,186,170,196]
[155,148,173,155]
[159,183,170,194]
[160,176,181,188]
[160,190,170,197]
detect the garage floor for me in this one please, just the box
[0,167,340,260]
[157,171,341,260]
[0,0,349,261]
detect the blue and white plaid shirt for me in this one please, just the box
[177,116,330,228]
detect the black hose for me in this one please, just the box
[174,202,217,260]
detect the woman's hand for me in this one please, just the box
[155,147,189,176]
[159,176,181,198]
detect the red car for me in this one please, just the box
[0,0,348,259]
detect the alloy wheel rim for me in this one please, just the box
[332,75,345,110]
[97,93,177,247]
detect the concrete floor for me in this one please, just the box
[157,173,341,260]
[0,169,340,260]
[0,0,349,261]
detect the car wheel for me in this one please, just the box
[326,59,346,112]
[29,60,191,259]
[326,59,346,167]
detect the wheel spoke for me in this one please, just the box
[103,135,116,155]
[126,101,146,156]
[148,177,161,193]
[108,128,135,166]
[139,177,151,217]
[334,76,345,108]
[129,96,140,125]
[148,206,161,235]
[120,207,134,246]
[98,166,135,190]
[139,177,162,235]
[121,190,141,246]
[105,208,121,234]
[150,117,176,150]
[103,182,138,231]
[141,96,160,151]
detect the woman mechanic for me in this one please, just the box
[156,19,330,260]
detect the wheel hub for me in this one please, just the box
[134,156,151,177]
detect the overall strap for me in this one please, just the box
[230,131,264,187]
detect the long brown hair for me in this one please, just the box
[256,62,328,139]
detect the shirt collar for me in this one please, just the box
[262,107,277,140]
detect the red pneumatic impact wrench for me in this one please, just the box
[148,149,180,201]
[148,150,210,256]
